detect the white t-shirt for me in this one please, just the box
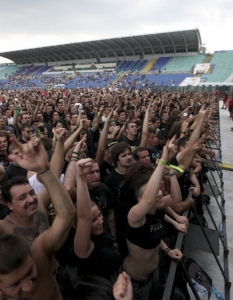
[29,173,64,195]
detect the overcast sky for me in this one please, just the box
[0,0,233,63]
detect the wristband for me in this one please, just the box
[37,166,50,175]
[164,247,170,254]
[167,172,176,176]
[73,151,80,156]
[159,159,167,166]
[70,157,79,162]
[169,164,184,173]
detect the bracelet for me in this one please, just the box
[167,172,176,176]
[159,159,167,166]
[164,247,170,254]
[169,164,184,173]
[70,157,79,162]
[73,151,80,156]
[37,166,50,175]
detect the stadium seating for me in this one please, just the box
[25,66,42,75]
[130,60,148,72]
[201,51,233,82]
[165,55,205,72]
[0,65,20,78]
[118,73,193,88]
[114,60,127,73]
[151,57,172,70]
[14,66,31,75]
[35,66,51,75]
[1,51,233,88]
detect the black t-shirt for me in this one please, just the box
[99,160,114,183]
[71,230,120,278]
[115,121,124,128]
[0,155,10,169]
[43,112,49,123]
[120,136,140,153]
[159,122,166,130]
[57,110,65,123]
[147,147,160,164]
[5,164,28,179]
[104,169,124,216]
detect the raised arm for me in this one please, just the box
[91,112,100,133]
[74,159,95,258]
[64,135,87,198]
[128,142,169,226]
[13,107,21,132]
[63,119,85,154]
[162,168,182,206]
[139,102,150,147]
[36,128,67,210]
[95,109,114,166]
[9,138,75,256]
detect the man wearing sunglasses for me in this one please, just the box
[19,124,34,144]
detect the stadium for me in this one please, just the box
[0,27,232,300]
[0,28,233,95]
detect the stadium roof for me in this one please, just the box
[0,29,202,65]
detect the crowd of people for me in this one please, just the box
[0,86,221,299]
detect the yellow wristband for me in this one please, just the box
[159,159,167,166]
[169,164,184,173]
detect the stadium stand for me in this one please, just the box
[201,51,233,82]
[117,73,194,88]
[151,57,172,70]
[34,66,51,75]
[141,58,157,73]
[164,55,205,72]
[0,65,19,78]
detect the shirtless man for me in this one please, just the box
[0,129,66,246]
[0,138,74,300]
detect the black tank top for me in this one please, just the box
[126,209,165,249]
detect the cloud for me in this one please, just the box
[0,0,233,62]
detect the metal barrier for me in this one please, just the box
[162,99,231,299]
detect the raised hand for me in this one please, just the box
[161,140,169,163]
[113,272,133,300]
[9,137,49,173]
[168,135,177,157]
[54,128,67,143]
[106,108,114,122]
[76,158,93,177]
[74,135,87,154]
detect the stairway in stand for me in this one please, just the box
[141,58,157,73]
